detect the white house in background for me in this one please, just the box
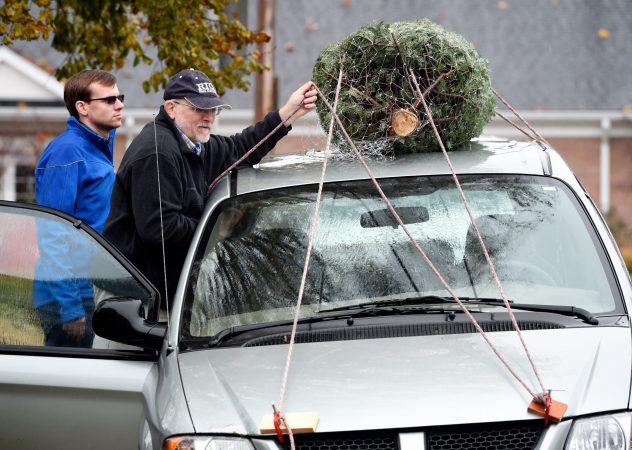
[0,46,64,103]
[0,46,65,202]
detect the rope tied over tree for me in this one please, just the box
[312,19,496,156]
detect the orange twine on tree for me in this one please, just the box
[313,79,557,416]
[202,70,561,428]
[272,60,345,450]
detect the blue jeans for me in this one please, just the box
[36,296,95,348]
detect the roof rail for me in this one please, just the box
[535,140,552,176]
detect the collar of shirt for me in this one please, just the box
[176,127,202,155]
[66,116,115,157]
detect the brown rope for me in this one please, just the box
[496,110,539,141]
[274,64,345,450]
[314,82,548,403]
[206,105,303,195]
[413,74,548,402]
[493,88,550,146]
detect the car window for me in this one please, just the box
[0,204,152,351]
[183,175,622,338]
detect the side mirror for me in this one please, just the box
[93,298,167,351]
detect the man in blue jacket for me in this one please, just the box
[34,69,124,347]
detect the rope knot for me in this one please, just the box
[533,391,549,405]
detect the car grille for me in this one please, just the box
[283,432,398,450]
[282,423,542,450]
[427,422,542,449]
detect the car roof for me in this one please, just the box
[234,138,554,195]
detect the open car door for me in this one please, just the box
[0,200,162,450]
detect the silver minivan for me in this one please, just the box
[1,138,631,450]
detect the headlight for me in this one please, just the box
[565,413,632,450]
[164,436,255,450]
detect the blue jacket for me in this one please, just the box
[33,117,115,321]
[35,116,116,232]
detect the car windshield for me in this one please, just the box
[182,174,622,338]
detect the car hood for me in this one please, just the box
[178,327,631,434]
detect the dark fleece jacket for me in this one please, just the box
[104,106,290,307]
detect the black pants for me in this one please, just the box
[36,296,95,348]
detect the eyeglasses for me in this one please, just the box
[85,94,125,105]
[172,100,221,116]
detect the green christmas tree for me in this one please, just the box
[313,19,496,154]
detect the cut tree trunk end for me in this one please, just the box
[391,108,419,137]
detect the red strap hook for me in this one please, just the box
[543,394,552,427]
[273,411,285,443]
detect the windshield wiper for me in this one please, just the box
[319,295,505,314]
[204,314,357,347]
[190,297,600,349]
[457,300,598,325]
[493,303,599,325]
[202,298,471,348]
[319,296,599,325]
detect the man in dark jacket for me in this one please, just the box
[104,68,317,308]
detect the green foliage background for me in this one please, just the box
[0,0,269,94]
[313,19,496,153]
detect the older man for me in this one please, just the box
[104,68,317,308]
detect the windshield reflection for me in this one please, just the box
[185,175,620,337]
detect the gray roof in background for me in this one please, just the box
[259,0,632,112]
[9,0,632,111]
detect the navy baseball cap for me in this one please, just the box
[164,68,232,110]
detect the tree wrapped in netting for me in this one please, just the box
[312,19,496,155]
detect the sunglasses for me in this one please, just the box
[172,100,221,116]
[85,94,125,105]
